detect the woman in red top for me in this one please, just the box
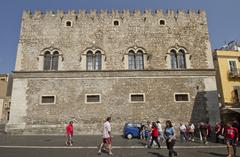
[149,122,161,148]
[65,121,74,146]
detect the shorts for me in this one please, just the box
[226,139,234,145]
[103,137,112,144]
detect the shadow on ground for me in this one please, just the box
[198,150,226,157]
[148,151,166,157]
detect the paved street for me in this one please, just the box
[0,135,239,157]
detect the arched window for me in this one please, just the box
[128,50,135,70]
[52,51,59,70]
[86,51,93,70]
[128,50,144,70]
[43,51,59,70]
[135,50,144,70]
[178,49,186,69]
[86,50,102,70]
[43,51,51,70]
[95,51,102,70]
[170,49,177,69]
[169,48,186,69]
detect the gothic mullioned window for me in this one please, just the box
[128,50,144,70]
[86,50,102,70]
[170,48,186,69]
[43,51,59,70]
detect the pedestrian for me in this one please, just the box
[98,117,113,155]
[197,122,203,141]
[65,121,74,146]
[206,120,211,137]
[179,123,187,142]
[164,120,178,157]
[140,124,146,140]
[145,121,152,147]
[215,122,222,143]
[149,122,161,148]
[232,121,239,157]
[199,122,208,144]
[225,122,238,157]
[156,120,165,143]
[188,122,195,141]
[220,121,226,143]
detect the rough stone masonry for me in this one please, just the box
[6,9,220,135]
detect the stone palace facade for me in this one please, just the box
[6,9,220,134]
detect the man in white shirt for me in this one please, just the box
[98,117,113,155]
[156,121,165,142]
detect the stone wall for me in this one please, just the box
[15,9,212,71]
[6,70,219,135]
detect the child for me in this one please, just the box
[140,125,146,140]
[65,121,74,146]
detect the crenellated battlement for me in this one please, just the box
[22,9,206,20]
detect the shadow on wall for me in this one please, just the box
[190,90,219,125]
[191,91,208,123]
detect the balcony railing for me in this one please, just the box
[228,69,240,78]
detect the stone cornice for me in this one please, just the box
[12,69,216,78]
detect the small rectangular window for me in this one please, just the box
[175,94,189,102]
[159,19,166,25]
[86,94,101,103]
[130,93,145,103]
[113,20,119,26]
[41,96,56,104]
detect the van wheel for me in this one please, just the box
[127,133,133,139]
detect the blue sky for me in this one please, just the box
[0,0,240,73]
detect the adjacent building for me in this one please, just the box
[6,9,220,134]
[214,41,240,122]
[0,74,12,125]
